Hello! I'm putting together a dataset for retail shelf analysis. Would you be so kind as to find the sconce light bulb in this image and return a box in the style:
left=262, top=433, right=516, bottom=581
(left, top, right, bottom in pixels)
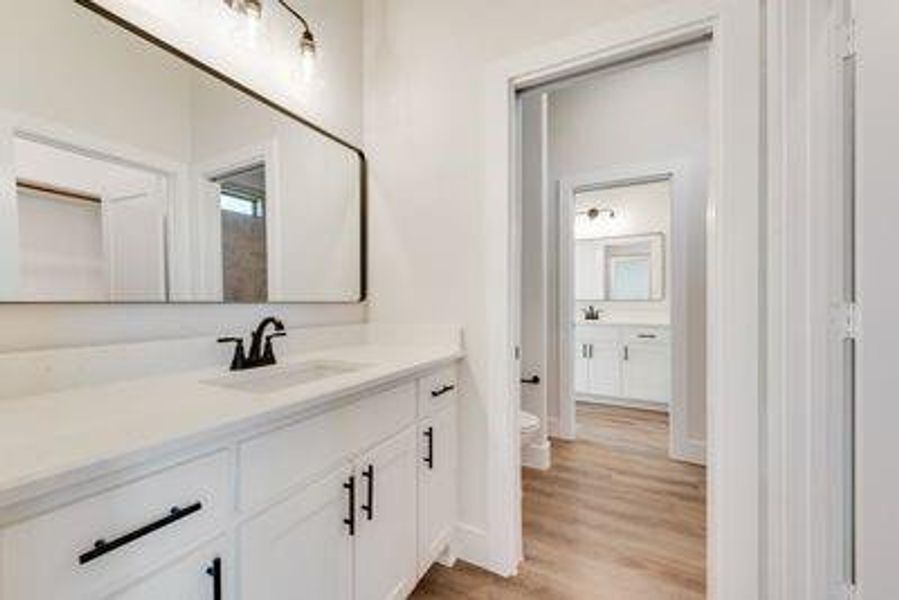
left=300, top=30, right=317, bottom=57
left=224, top=0, right=262, bottom=19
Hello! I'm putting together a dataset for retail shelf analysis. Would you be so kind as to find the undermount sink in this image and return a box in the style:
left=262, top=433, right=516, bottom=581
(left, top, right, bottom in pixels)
left=203, top=360, right=369, bottom=394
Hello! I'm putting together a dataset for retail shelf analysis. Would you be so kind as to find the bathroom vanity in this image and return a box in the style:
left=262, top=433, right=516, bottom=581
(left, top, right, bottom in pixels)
left=0, top=341, right=462, bottom=599
left=574, top=321, right=671, bottom=408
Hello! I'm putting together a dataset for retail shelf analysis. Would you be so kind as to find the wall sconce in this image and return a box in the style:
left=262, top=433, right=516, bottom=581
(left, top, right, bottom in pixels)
left=224, top=0, right=317, bottom=59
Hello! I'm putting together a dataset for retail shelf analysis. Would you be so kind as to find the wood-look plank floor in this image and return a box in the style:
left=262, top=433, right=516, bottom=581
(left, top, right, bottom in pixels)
left=411, top=403, right=706, bottom=599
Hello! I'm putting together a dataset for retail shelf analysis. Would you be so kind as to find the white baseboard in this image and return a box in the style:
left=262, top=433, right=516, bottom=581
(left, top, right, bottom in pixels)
left=671, top=436, right=706, bottom=465
left=521, top=439, right=551, bottom=470
left=455, top=523, right=489, bottom=570
left=577, top=394, right=669, bottom=413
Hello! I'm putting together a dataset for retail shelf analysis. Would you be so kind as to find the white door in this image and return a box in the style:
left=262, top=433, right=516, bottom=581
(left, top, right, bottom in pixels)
left=621, top=341, right=671, bottom=403
left=418, top=403, right=458, bottom=575
left=102, top=181, right=167, bottom=301
left=355, top=427, right=418, bottom=600
left=106, top=538, right=228, bottom=600
left=240, top=465, right=353, bottom=600
left=586, top=338, right=621, bottom=398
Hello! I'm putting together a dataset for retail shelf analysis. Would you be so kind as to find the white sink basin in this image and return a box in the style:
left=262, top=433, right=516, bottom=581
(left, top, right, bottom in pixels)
left=204, top=360, right=369, bottom=394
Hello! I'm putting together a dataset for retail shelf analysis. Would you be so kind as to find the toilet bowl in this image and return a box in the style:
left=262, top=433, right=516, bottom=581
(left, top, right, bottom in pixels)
left=520, top=410, right=541, bottom=447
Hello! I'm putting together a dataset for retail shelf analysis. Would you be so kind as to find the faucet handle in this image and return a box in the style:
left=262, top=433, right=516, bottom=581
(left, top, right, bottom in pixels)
left=217, top=337, right=247, bottom=371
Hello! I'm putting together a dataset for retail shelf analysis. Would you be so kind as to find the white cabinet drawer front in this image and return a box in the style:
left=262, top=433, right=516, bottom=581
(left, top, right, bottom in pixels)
left=418, top=366, right=458, bottom=416
left=1, top=451, right=231, bottom=600
left=620, top=326, right=671, bottom=344
left=239, top=383, right=416, bottom=510
left=577, top=324, right=620, bottom=342
left=105, top=537, right=229, bottom=600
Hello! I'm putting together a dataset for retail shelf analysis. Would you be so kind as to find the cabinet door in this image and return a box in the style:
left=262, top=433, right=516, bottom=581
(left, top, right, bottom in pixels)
left=621, top=341, right=671, bottom=403
left=573, top=335, right=591, bottom=394
left=239, top=465, right=353, bottom=600
left=355, top=427, right=418, bottom=600
left=418, top=403, right=458, bottom=576
left=587, top=338, right=621, bottom=398
left=107, top=538, right=228, bottom=600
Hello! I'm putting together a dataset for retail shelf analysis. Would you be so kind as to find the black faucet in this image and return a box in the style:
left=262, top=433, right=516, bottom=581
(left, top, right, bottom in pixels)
left=218, top=317, right=287, bottom=371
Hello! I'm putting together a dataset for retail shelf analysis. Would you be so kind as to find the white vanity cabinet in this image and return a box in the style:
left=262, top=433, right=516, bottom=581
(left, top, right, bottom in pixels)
left=0, top=362, right=460, bottom=600
left=416, top=368, right=459, bottom=576
left=575, top=324, right=671, bottom=406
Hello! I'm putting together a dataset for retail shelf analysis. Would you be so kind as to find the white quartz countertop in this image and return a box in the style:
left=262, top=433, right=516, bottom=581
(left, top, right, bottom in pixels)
left=577, top=317, right=670, bottom=327
left=0, top=343, right=462, bottom=509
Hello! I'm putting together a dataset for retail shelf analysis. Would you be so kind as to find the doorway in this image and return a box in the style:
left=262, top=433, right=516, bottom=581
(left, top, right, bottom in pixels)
left=513, top=39, right=710, bottom=596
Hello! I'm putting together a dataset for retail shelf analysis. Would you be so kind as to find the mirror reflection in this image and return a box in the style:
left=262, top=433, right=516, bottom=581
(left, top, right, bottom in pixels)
left=574, top=180, right=669, bottom=302
left=0, top=0, right=364, bottom=303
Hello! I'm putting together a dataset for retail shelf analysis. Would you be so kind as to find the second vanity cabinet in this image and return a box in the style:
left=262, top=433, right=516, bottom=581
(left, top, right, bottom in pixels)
left=575, top=324, right=671, bottom=406
left=0, top=363, right=460, bottom=600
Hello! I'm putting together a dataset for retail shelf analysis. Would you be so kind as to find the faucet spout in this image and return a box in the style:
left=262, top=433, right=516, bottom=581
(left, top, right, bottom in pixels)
left=248, top=317, right=285, bottom=365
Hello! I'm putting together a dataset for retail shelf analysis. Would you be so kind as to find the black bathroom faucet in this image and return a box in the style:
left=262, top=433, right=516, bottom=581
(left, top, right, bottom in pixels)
left=218, top=317, right=287, bottom=371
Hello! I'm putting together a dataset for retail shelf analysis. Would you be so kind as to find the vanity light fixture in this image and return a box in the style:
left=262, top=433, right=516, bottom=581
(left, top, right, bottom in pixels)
left=224, top=0, right=317, bottom=59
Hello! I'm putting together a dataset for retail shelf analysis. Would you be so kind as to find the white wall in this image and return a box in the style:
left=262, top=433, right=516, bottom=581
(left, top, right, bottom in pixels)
left=363, top=0, right=675, bottom=563
left=547, top=45, right=709, bottom=443
left=856, top=1, right=899, bottom=597
left=0, top=0, right=365, bottom=352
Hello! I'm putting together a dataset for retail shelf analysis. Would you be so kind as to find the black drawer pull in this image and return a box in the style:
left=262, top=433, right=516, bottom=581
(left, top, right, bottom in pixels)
left=521, top=375, right=541, bottom=385
left=361, top=465, right=375, bottom=521
left=424, top=426, right=435, bottom=470
left=206, top=557, right=222, bottom=600
left=343, top=476, right=356, bottom=536
left=431, top=384, right=455, bottom=398
left=637, top=333, right=658, bottom=339
left=78, top=501, right=203, bottom=565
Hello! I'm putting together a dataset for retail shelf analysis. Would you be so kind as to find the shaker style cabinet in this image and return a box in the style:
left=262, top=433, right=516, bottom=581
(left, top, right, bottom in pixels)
left=575, top=324, right=671, bottom=405
left=0, top=365, right=460, bottom=600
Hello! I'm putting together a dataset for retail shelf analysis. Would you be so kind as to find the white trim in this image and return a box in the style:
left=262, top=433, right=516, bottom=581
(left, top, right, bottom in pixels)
left=521, top=439, right=551, bottom=471
left=766, top=1, right=850, bottom=598
left=577, top=394, right=669, bottom=414
left=484, top=2, right=763, bottom=597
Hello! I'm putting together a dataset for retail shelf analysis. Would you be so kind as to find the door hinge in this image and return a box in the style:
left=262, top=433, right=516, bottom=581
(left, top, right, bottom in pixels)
left=837, top=18, right=857, bottom=59
left=838, top=302, right=862, bottom=340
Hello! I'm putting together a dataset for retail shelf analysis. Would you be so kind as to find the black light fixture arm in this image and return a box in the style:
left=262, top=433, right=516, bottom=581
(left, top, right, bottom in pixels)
left=275, top=0, right=312, bottom=35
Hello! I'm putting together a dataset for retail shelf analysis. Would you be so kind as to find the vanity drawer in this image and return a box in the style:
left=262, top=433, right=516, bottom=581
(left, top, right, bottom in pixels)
left=620, top=326, right=671, bottom=345
left=0, top=451, right=231, bottom=600
left=238, top=383, right=416, bottom=510
left=418, top=366, right=458, bottom=416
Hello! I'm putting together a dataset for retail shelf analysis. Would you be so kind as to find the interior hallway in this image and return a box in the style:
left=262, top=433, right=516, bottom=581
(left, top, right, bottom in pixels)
left=412, top=404, right=706, bottom=599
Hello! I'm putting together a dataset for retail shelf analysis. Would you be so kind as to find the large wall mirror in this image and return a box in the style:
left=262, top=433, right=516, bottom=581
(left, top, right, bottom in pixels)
left=575, top=233, right=665, bottom=301
left=0, top=0, right=365, bottom=303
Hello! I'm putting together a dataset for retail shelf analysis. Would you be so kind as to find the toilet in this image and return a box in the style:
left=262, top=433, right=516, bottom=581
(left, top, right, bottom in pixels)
left=520, top=410, right=541, bottom=448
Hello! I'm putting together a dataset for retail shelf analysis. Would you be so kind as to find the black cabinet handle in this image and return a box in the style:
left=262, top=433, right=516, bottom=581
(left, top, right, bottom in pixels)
left=623, top=345, right=630, bottom=361
left=206, top=557, right=222, bottom=600
left=431, top=384, right=455, bottom=398
left=78, top=501, right=203, bottom=565
left=424, top=427, right=435, bottom=470
left=343, top=476, right=355, bottom=536
left=637, top=333, right=657, bottom=339
left=361, top=465, right=375, bottom=521
left=521, top=375, right=541, bottom=385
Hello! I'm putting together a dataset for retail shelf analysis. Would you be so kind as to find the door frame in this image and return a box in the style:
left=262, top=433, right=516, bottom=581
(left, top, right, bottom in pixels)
left=557, top=162, right=706, bottom=466
left=483, top=2, right=764, bottom=596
